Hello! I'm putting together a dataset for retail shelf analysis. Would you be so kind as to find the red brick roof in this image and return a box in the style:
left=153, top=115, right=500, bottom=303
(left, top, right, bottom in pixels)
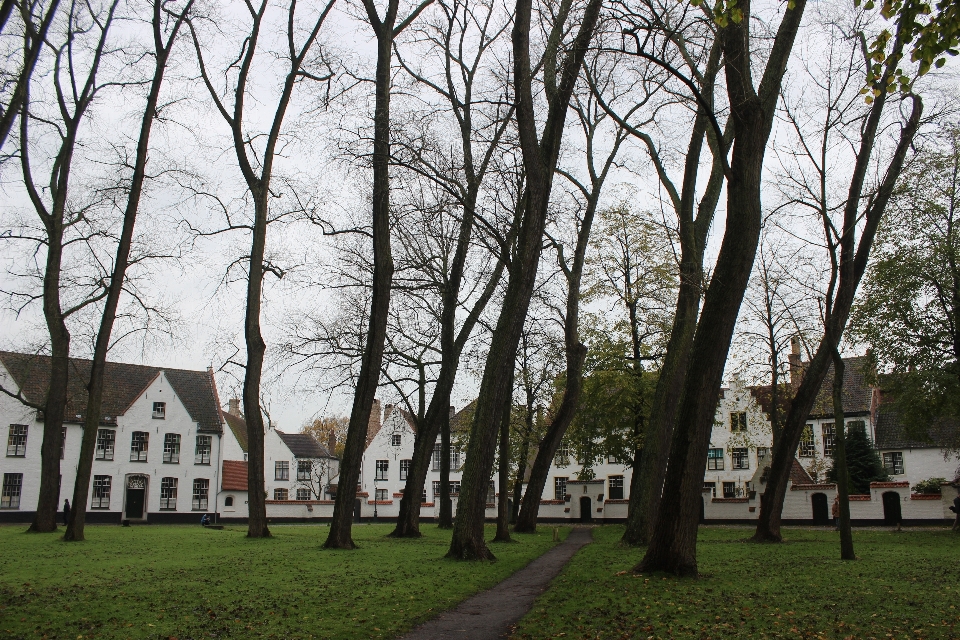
left=222, top=460, right=248, bottom=491
left=790, top=458, right=815, bottom=485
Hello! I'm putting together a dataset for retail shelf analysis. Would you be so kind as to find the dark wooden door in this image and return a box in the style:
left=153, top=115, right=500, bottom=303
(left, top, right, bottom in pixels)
left=126, top=489, right=145, bottom=519
left=579, top=496, right=592, bottom=523
left=811, top=493, right=829, bottom=525
left=353, top=498, right=362, bottom=522
left=882, top=492, right=902, bottom=525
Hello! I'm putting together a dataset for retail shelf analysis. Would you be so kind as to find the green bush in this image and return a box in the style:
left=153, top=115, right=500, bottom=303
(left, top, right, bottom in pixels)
left=913, top=477, right=947, bottom=494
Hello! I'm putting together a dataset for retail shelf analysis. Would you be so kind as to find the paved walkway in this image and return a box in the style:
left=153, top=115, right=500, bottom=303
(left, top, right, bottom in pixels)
left=399, top=527, right=593, bottom=640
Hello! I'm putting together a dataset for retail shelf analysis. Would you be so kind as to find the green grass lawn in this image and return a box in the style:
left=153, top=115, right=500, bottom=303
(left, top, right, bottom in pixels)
left=0, top=523, right=564, bottom=639
left=514, top=525, right=960, bottom=640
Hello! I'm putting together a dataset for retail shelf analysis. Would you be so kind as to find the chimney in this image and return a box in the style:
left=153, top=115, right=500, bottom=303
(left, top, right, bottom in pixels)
left=449, top=405, right=455, bottom=419
left=383, top=403, right=394, bottom=423
left=788, top=337, right=803, bottom=389
left=228, top=398, right=241, bottom=417
left=327, top=432, right=337, bottom=456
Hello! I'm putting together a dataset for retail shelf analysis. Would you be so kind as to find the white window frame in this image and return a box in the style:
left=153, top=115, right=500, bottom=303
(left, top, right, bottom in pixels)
left=798, top=425, right=816, bottom=457
left=608, top=475, right=624, bottom=500
left=91, top=475, right=111, bottom=509
left=1, top=473, right=23, bottom=508
left=707, top=448, right=724, bottom=470
left=554, top=476, right=568, bottom=500
left=6, top=424, right=27, bottom=457
left=399, top=459, right=411, bottom=481
left=192, top=478, right=209, bottom=510
left=375, top=459, right=389, bottom=481
left=95, top=429, right=115, bottom=460
left=883, top=451, right=905, bottom=475
left=194, top=435, right=212, bottom=465
left=162, top=433, right=181, bottom=464
left=130, top=431, right=149, bottom=462
left=275, top=461, right=290, bottom=481
left=731, top=447, right=750, bottom=470
left=152, top=401, right=166, bottom=419
left=160, top=477, right=178, bottom=510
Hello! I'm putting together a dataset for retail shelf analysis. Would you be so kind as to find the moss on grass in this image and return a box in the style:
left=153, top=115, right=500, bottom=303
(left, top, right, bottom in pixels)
left=0, top=523, right=562, bottom=639
left=514, top=525, right=960, bottom=639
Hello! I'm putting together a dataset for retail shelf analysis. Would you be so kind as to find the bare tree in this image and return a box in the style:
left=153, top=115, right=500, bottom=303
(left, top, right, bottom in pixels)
left=0, top=0, right=61, bottom=153
left=0, top=0, right=120, bottom=533
left=447, top=0, right=603, bottom=560
left=65, top=0, right=194, bottom=542
left=325, top=0, right=435, bottom=550
left=189, top=0, right=337, bottom=538
left=637, top=0, right=808, bottom=576
left=753, top=6, right=924, bottom=543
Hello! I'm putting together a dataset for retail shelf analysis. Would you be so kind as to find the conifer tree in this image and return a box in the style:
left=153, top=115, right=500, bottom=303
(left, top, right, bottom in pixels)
left=828, top=422, right=889, bottom=494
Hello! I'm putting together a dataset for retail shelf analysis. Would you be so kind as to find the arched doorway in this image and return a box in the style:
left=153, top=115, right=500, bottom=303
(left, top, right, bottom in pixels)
left=811, top=493, right=829, bottom=525
left=125, top=475, right=148, bottom=519
left=882, top=491, right=902, bottom=525
left=579, top=496, right=592, bottom=523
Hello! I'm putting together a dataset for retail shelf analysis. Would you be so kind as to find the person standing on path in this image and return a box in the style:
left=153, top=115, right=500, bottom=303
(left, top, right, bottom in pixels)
left=62, top=499, right=70, bottom=526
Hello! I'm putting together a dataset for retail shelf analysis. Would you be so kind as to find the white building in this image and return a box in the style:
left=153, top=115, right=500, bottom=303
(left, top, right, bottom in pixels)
left=216, top=399, right=339, bottom=521
left=0, top=351, right=224, bottom=523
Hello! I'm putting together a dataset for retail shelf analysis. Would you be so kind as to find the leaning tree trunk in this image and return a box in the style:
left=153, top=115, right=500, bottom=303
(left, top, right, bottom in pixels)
left=65, top=1, right=189, bottom=541
left=831, top=348, right=855, bottom=560
left=751, top=91, right=922, bottom=542
left=326, top=15, right=396, bottom=548
left=636, top=0, right=807, bottom=577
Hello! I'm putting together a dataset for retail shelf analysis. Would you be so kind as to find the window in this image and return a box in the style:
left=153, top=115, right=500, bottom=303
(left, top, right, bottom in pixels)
left=224, top=496, right=234, bottom=507
left=91, top=475, right=111, bottom=509
left=432, top=480, right=441, bottom=498
left=487, top=481, right=496, bottom=504
left=703, top=481, right=716, bottom=497
left=296, top=488, right=311, bottom=501
left=799, top=425, right=816, bottom=457
left=375, top=459, right=388, bottom=481
left=60, top=426, right=66, bottom=459
left=400, top=459, right=411, bottom=481
left=731, top=447, right=749, bottom=470
left=883, top=452, right=905, bottom=475
left=275, top=461, right=289, bottom=481
left=756, top=447, right=770, bottom=461
left=194, top=435, right=211, bottom=465
left=421, top=488, right=428, bottom=503
left=96, top=429, right=115, bottom=460
left=160, top=477, right=178, bottom=510
left=273, top=488, right=289, bottom=501
left=607, top=455, right=621, bottom=464
left=730, top=412, right=747, bottom=432
left=130, top=431, right=149, bottom=462
left=450, top=481, right=461, bottom=495
left=1, top=474, right=22, bottom=508
left=707, top=448, right=724, bottom=470
left=163, top=434, right=181, bottom=463
left=555, top=442, right=571, bottom=464
left=722, top=481, right=736, bottom=498
left=192, top=479, right=209, bottom=510
left=297, top=460, right=311, bottom=481
left=391, top=434, right=401, bottom=447
left=608, top=475, right=624, bottom=500
left=431, top=443, right=442, bottom=471
left=554, top=476, right=568, bottom=500
left=450, top=448, right=461, bottom=470
left=822, top=423, right=835, bottom=457
left=6, top=424, right=27, bottom=457
left=152, top=401, right=166, bottom=419
left=375, top=488, right=388, bottom=501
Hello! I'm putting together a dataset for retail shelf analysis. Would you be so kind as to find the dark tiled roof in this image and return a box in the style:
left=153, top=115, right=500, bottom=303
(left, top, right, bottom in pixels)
left=276, top=431, right=333, bottom=458
left=0, top=351, right=222, bottom=432
left=874, top=407, right=960, bottom=450
left=223, top=411, right=248, bottom=453
left=807, top=355, right=874, bottom=417
left=451, top=400, right=476, bottom=433
left=222, top=460, right=248, bottom=491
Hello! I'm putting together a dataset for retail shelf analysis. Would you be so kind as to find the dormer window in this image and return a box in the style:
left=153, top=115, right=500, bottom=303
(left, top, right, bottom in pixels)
left=153, top=402, right=166, bottom=419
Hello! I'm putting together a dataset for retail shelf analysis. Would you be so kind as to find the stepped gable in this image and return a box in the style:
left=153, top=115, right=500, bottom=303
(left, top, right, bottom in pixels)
left=807, top=355, right=874, bottom=418
left=277, top=430, right=333, bottom=458
left=874, top=407, right=960, bottom=450
left=222, top=460, right=248, bottom=491
left=0, top=351, right=222, bottom=432
left=748, top=384, right=793, bottom=423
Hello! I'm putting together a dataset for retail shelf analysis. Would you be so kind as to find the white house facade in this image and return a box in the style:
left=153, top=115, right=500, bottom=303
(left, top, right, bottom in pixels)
left=0, top=351, right=224, bottom=523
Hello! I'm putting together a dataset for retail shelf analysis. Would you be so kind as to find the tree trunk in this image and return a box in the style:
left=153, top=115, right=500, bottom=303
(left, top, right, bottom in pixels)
left=438, top=404, right=453, bottom=528
left=511, top=410, right=532, bottom=524
left=493, top=393, right=512, bottom=542
left=831, top=349, right=855, bottom=560
left=636, top=0, right=807, bottom=576
left=65, top=1, right=188, bottom=542
left=752, top=91, right=922, bottom=542
left=244, top=189, right=271, bottom=539
left=326, top=19, right=395, bottom=549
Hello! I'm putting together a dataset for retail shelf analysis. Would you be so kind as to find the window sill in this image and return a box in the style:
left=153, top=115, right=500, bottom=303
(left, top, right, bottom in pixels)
left=95, top=458, right=115, bottom=462
left=159, top=507, right=177, bottom=511
left=163, top=461, right=180, bottom=464
left=129, top=460, right=149, bottom=463
left=195, top=462, right=211, bottom=466
left=0, top=506, right=21, bottom=510
left=152, top=416, right=166, bottom=420
left=5, top=454, right=26, bottom=458
left=90, top=507, right=110, bottom=510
